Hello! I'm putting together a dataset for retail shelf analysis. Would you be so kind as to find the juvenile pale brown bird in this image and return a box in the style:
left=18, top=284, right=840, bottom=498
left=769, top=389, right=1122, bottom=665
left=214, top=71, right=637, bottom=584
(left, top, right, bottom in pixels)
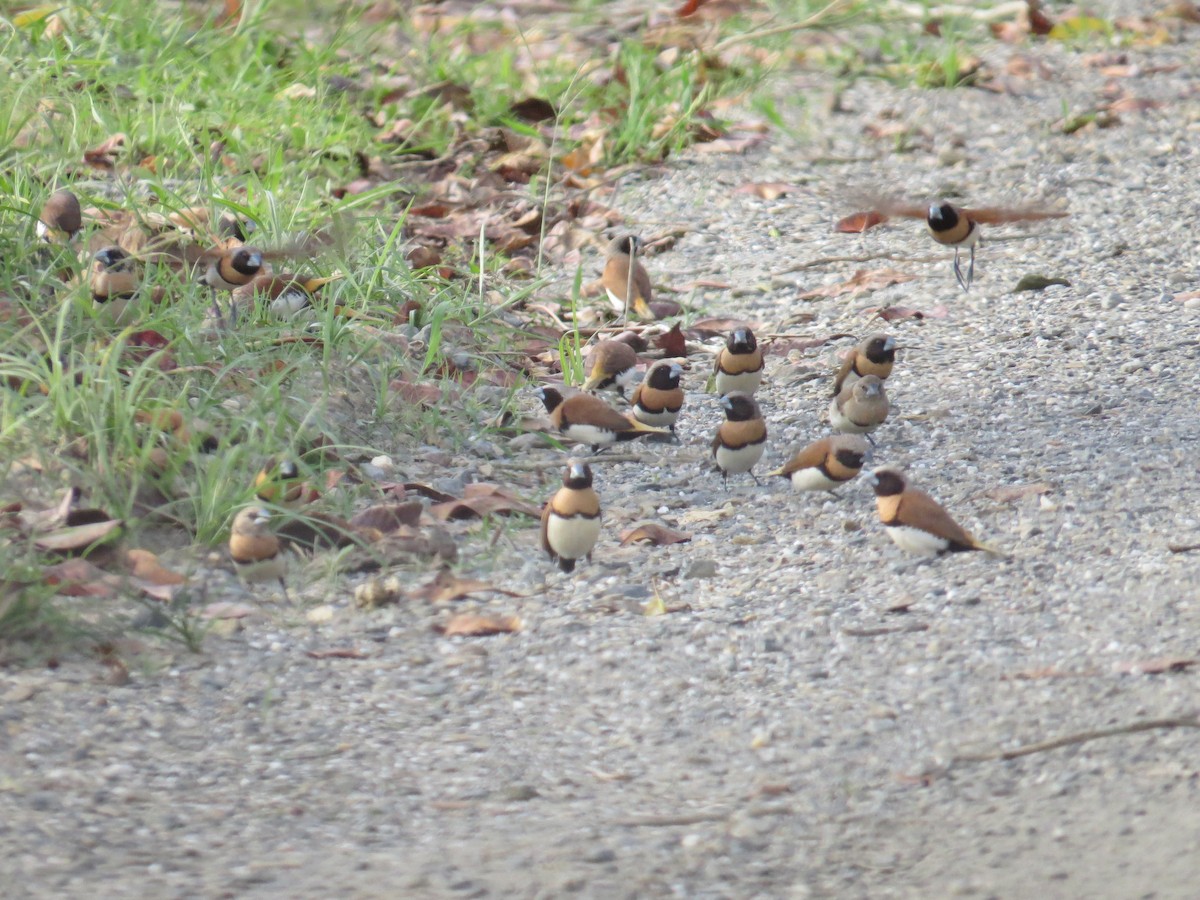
left=38, top=189, right=82, bottom=244
left=829, top=374, right=888, bottom=443
left=833, top=334, right=897, bottom=397
left=868, top=467, right=1003, bottom=556
left=254, top=458, right=319, bottom=509
left=88, top=246, right=140, bottom=324
left=602, top=235, right=653, bottom=320
left=228, top=506, right=290, bottom=599
left=630, top=359, right=684, bottom=431
left=712, top=391, right=766, bottom=487
left=857, top=197, right=1068, bottom=292
left=713, top=327, right=764, bottom=397
left=768, top=434, right=870, bottom=493
left=537, top=387, right=669, bottom=451
left=541, top=460, right=602, bottom=573
left=581, top=339, right=639, bottom=396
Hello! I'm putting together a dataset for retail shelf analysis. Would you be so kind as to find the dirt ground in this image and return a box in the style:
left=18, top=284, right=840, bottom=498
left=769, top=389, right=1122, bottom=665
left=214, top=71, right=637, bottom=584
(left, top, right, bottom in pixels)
left=4, top=5, right=1200, bottom=898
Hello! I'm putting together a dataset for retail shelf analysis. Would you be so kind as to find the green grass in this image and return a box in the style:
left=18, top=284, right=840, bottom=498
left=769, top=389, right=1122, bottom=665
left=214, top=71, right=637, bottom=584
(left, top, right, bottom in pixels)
left=0, top=0, right=887, bottom=656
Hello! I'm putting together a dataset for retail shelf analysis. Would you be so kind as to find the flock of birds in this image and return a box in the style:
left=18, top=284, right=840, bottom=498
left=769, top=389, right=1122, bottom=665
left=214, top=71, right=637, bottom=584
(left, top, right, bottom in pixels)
left=532, top=199, right=1065, bottom=573
left=26, top=186, right=1058, bottom=594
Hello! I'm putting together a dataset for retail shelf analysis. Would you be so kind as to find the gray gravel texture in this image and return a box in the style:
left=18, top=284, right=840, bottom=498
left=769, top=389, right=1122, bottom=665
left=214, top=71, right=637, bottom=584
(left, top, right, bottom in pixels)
left=5, top=7, right=1200, bottom=899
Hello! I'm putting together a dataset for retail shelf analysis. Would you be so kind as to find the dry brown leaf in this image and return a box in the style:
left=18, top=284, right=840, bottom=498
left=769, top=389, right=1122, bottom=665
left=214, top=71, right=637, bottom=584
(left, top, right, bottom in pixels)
left=350, top=502, right=423, bottom=533
left=985, top=483, right=1052, bottom=503
left=692, top=134, right=764, bottom=155
left=733, top=182, right=800, bottom=200
left=874, top=305, right=949, bottom=322
left=799, top=268, right=915, bottom=299
left=43, top=559, right=119, bottom=597
left=834, top=211, right=888, bottom=233
left=619, top=523, right=693, bottom=547
left=390, top=378, right=453, bottom=407
left=125, top=548, right=185, bottom=585
left=688, top=317, right=761, bottom=338
left=430, top=484, right=540, bottom=520
left=414, top=569, right=523, bottom=603
left=509, top=97, right=556, bottom=122
left=35, top=518, right=123, bottom=553
left=654, top=322, right=687, bottom=356
left=442, top=612, right=522, bottom=637
left=83, top=132, right=127, bottom=170
left=403, top=482, right=459, bottom=503
left=307, top=648, right=370, bottom=660
left=1114, top=657, right=1196, bottom=675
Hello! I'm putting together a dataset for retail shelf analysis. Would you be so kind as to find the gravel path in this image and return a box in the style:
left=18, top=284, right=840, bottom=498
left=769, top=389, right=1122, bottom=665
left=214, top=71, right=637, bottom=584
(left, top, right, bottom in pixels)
left=5, top=6, right=1200, bottom=898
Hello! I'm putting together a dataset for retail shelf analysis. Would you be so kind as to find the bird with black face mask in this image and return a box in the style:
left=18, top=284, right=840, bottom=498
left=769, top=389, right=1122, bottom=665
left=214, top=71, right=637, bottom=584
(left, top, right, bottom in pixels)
left=537, top=387, right=669, bottom=452
left=833, top=333, right=897, bottom=397
left=713, top=327, right=763, bottom=397
left=630, top=359, right=684, bottom=432
left=867, top=467, right=1004, bottom=556
left=712, top=391, right=766, bottom=487
left=768, top=434, right=870, bottom=494
left=541, top=460, right=602, bottom=573
left=88, top=247, right=141, bottom=324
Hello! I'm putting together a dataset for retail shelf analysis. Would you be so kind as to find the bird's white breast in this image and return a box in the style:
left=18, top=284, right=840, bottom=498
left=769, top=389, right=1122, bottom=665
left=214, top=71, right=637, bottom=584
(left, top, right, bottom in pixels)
left=715, top=370, right=762, bottom=397
left=547, top=514, right=601, bottom=560
left=716, top=442, right=764, bottom=475
left=885, top=525, right=949, bottom=555
left=789, top=466, right=844, bottom=492
left=562, top=422, right=619, bottom=446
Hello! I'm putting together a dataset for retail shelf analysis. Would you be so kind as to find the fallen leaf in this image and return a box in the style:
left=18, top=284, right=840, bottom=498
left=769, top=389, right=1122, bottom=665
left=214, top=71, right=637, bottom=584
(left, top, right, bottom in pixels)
left=403, top=482, right=458, bottom=503
left=350, top=502, right=422, bottom=532
left=733, top=182, right=800, bottom=200
left=430, top=484, right=541, bottom=520
left=413, top=569, right=523, bottom=603
left=800, top=268, right=915, bottom=299
left=1013, top=274, right=1071, bottom=292
left=1173, top=291, right=1200, bottom=303
left=654, top=322, right=687, bottom=357
left=692, top=135, right=764, bottom=155
left=509, top=97, right=556, bottom=122
left=834, top=211, right=888, bottom=233
left=125, top=548, right=185, bottom=585
left=873, top=305, right=949, bottom=322
left=390, top=378, right=453, bottom=407
left=985, top=483, right=1052, bottom=503
left=619, top=523, right=693, bottom=546
left=1105, top=95, right=1162, bottom=114
left=1114, top=657, right=1195, bottom=675
left=83, top=132, right=127, bottom=170
left=442, top=612, right=522, bottom=636
left=676, top=0, right=710, bottom=15
left=306, top=647, right=369, bottom=660
left=35, top=518, right=123, bottom=553
left=688, top=317, right=761, bottom=338
left=43, top=559, right=119, bottom=597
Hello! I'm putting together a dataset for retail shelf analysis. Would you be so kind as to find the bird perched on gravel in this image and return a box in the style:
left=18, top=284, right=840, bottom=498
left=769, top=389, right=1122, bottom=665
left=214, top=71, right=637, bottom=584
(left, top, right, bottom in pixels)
left=581, top=339, right=639, bottom=396
left=713, top=327, right=764, bottom=397
left=537, top=387, right=669, bottom=452
left=602, top=234, right=653, bottom=321
left=712, top=391, right=766, bottom=486
left=37, top=189, right=82, bottom=244
left=833, top=333, right=897, bottom=396
left=829, top=375, right=888, bottom=442
left=868, top=467, right=1003, bottom=556
left=541, top=460, right=602, bottom=573
left=768, top=434, right=870, bottom=493
left=630, top=359, right=684, bottom=432
left=228, top=506, right=290, bottom=600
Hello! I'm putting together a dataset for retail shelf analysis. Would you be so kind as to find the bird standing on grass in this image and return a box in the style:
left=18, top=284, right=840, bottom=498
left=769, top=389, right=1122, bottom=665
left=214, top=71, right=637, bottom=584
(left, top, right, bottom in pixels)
left=38, top=189, right=82, bottom=245
left=229, top=506, right=290, bottom=600
left=88, top=247, right=140, bottom=324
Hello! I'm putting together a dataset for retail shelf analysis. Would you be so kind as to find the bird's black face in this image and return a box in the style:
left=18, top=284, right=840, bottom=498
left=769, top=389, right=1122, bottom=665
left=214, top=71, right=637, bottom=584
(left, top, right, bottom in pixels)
left=231, top=248, right=263, bottom=276
left=564, top=461, right=593, bottom=489
left=865, top=336, right=896, bottom=363
left=721, top=393, right=759, bottom=422
left=615, top=235, right=640, bottom=256
left=94, top=247, right=130, bottom=270
left=836, top=448, right=866, bottom=470
left=537, top=386, right=563, bottom=412
left=728, top=328, right=756, bottom=354
left=647, top=363, right=681, bottom=390
left=278, top=460, right=299, bottom=479
left=871, top=469, right=906, bottom=497
left=927, top=203, right=959, bottom=231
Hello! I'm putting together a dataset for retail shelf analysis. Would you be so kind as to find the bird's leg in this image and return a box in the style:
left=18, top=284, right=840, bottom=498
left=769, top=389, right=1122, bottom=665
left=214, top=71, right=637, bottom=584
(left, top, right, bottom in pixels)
left=751, top=472, right=761, bottom=486
left=952, top=249, right=969, bottom=293
left=278, top=578, right=291, bottom=603
left=866, top=433, right=878, bottom=448
left=966, top=244, right=976, bottom=291
left=208, top=285, right=228, bottom=329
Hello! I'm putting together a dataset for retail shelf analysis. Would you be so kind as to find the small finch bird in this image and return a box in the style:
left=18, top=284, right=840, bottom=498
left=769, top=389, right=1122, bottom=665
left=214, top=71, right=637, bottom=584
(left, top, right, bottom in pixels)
left=712, top=391, right=766, bottom=487
left=581, top=339, right=639, bottom=396
left=868, top=467, right=1004, bottom=556
left=833, top=333, right=896, bottom=397
left=540, top=460, right=602, bottom=573
left=228, top=506, right=290, bottom=600
left=768, top=434, right=870, bottom=493
left=713, top=327, right=764, bottom=397
left=601, top=235, right=653, bottom=321
left=829, top=374, right=889, bottom=442
left=38, top=189, right=83, bottom=244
